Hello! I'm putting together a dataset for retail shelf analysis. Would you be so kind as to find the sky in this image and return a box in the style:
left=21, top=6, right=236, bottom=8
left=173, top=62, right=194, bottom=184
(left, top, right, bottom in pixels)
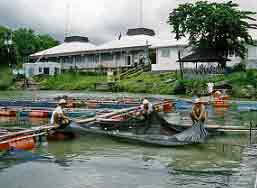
left=0, top=0, right=257, bottom=44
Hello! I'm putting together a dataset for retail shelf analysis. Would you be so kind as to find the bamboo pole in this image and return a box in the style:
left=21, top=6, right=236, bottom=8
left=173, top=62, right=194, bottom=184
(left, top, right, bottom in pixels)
left=0, top=125, right=55, bottom=141
left=76, top=106, right=141, bottom=124
left=0, top=132, right=46, bottom=144
left=76, top=101, right=165, bottom=124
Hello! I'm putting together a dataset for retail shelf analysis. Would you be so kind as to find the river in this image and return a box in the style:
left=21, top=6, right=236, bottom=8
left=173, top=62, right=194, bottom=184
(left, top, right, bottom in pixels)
left=0, top=90, right=256, bottom=188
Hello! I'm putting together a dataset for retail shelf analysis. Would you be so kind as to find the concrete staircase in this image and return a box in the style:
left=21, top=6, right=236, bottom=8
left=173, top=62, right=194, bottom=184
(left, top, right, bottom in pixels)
left=120, top=65, right=150, bottom=80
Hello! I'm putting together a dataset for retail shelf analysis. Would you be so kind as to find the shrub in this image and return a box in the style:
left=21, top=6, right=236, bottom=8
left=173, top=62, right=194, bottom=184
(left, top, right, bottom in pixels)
left=232, top=62, right=246, bottom=72
left=174, top=80, right=186, bottom=94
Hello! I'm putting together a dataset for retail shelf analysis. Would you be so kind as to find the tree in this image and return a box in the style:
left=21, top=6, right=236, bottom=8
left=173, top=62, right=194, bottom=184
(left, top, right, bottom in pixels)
left=168, top=1, right=257, bottom=67
left=0, top=26, right=59, bottom=66
left=12, top=28, right=59, bottom=63
left=0, top=26, right=17, bottom=66
left=36, top=34, right=59, bottom=52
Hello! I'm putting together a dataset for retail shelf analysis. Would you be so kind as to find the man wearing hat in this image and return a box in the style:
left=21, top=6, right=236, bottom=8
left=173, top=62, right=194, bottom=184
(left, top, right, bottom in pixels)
left=190, top=98, right=207, bottom=124
left=138, top=98, right=154, bottom=133
left=141, top=98, right=153, bottom=115
left=50, top=99, right=70, bottom=128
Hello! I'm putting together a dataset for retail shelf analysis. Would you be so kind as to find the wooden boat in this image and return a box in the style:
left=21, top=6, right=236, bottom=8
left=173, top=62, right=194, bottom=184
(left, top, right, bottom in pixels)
left=0, top=126, right=55, bottom=151
left=17, top=108, right=97, bottom=119
left=29, top=110, right=49, bottom=118
left=0, top=99, right=139, bottom=109
left=67, top=112, right=206, bottom=147
left=213, top=100, right=230, bottom=108
left=0, top=128, right=37, bottom=151
left=159, top=112, right=257, bottom=134
left=0, top=109, right=16, bottom=117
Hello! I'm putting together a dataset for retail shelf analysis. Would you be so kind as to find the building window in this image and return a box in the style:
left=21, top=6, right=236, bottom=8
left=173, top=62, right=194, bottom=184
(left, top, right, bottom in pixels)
left=39, top=67, right=42, bottom=73
left=116, top=53, right=121, bottom=60
left=75, top=55, right=84, bottom=63
left=54, top=68, right=59, bottom=74
left=102, top=53, right=113, bottom=61
left=161, top=48, right=170, bottom=57
left=43, top=67, right=50, bottom=75
left=228, top=50, right=235, bottom=57
left=87, top=55, right=94, bottom=63
left=126, top=55, right=132, bottom=65
left=248, top=47, right=257, bottom=59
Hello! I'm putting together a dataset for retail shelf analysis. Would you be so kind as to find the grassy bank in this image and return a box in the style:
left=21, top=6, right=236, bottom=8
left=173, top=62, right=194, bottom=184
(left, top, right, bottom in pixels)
left=0, top=66, right=14, bottom=90
left=38, top=70, right=257, bottom=99
left=119, top=70, right=257, bottom=99
left=39, top=72, right=106, bottom=90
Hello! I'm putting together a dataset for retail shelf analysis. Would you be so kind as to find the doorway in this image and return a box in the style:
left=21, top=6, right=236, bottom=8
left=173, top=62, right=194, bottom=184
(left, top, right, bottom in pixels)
left=43, top=67, right=50, bottom=75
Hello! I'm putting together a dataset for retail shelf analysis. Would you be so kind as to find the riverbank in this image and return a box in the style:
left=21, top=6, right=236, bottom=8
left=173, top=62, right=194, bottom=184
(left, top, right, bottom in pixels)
left=1, top=67, right=256, bottom=99
left=38, top=70, right=257, bottom=99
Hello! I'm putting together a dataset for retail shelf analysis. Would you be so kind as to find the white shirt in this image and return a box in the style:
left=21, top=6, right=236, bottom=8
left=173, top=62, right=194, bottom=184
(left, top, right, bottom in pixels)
left=141, top=103, right=153, bottom=114
left=207, top=82, right=214, bottom=94
left=50, top=106, right=63, bottom=124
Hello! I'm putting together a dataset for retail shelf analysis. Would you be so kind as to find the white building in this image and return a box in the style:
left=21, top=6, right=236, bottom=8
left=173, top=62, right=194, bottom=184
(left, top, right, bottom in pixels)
left=246, top=44, right=257, bottom=69
left=30, top=28, right=188, bottom=72
left=23, top=62, right=61, bottom=78
left=30, top=29, right=257, bottom=72
left=151, top=39, right=189, bottom=71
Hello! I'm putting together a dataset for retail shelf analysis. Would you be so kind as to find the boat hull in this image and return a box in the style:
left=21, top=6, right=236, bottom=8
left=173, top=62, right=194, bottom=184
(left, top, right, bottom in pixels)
left=0, top=137, right=36, bottom=151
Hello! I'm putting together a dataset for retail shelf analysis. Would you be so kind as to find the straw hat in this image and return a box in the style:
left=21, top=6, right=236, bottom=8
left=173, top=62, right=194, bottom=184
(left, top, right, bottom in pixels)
left=215, top=91, right=222, bottom=95
left=58, top=99, right=67, bottom=104
left=143, top=99, right=149, bottom=105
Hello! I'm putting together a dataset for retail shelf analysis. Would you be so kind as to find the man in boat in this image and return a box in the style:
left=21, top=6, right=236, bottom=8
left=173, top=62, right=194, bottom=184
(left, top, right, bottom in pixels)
left=139, top=99, right=154, bottom=133
left=50, top=99, right=70, bottom=129
left=190, top=98, right=207, bottom=124
left=214, top=90, right=222, bottom=99
left=176, top=98, right=208, bottom=143
left=141, top=99, right=153, bottom=116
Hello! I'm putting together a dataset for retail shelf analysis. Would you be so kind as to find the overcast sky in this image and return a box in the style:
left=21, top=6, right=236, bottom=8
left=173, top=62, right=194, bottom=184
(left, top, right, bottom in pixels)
left=0, top=0, right=256, bottom=44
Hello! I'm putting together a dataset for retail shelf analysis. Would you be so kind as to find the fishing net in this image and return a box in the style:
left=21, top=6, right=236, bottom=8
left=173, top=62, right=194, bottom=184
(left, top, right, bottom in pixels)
left=175, top=122, right=208, bottom=143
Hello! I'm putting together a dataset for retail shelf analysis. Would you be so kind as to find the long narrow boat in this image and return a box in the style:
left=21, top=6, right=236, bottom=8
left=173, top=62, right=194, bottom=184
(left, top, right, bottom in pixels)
left=69, top=125, right=190, bottom=147
left=158, top=112, right=257, bottom=134
left=0, top=99, right=139, bottom=109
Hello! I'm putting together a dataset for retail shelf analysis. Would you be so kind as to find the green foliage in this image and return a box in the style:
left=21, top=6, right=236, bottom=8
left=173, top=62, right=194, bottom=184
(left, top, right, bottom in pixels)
left=118, top=72, right=176, bottom=94
left=40, top=72, right=106, bottom=90
left=37, top=70, right=257, bottom=99
left=168, top=1, right=257, bottom=59
left=0, top=26, right=10, bottom=48
left=174, top=80, right=186, bottom=94
left=0, top=25, right=59, bottom=66
left=0, top=65, right=13, bottom=90
left=231, top=62, right=246, bottom=72
left=13, top=28, right=59, bottom=59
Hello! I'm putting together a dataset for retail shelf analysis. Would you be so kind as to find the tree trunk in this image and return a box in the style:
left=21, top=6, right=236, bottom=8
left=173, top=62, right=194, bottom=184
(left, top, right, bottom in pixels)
left=178, top=50, right=183, bottom=80
left=219, top=60, right=227, bottom=69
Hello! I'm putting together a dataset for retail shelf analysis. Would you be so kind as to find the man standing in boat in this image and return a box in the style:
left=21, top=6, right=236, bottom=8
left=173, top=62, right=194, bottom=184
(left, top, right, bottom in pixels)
left=50, top=99, right=70, bottom=129
left=190, top=98, right=207, bottom=124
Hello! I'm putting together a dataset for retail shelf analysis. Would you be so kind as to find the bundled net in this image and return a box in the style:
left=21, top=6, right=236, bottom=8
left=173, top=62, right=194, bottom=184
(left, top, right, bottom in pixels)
left=175, top=122, right=208, bottom=143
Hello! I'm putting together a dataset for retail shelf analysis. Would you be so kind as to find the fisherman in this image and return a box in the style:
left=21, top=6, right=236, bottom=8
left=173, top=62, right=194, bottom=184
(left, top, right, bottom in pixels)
left=207, top=82, right=214, bottom=96
left=141, top=98, right=153, bottom=116
left=214, top=90, right=222, bottom=99
left=190, top=98, right=207, bottom=124
left=50, top=99, right=70, bottom=129
left=138, top=98, right=154, bottom=134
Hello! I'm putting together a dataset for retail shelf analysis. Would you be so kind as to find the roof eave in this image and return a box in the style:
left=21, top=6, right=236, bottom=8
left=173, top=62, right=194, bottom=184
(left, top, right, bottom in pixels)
left=30, top=45, right=151, bottom=59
